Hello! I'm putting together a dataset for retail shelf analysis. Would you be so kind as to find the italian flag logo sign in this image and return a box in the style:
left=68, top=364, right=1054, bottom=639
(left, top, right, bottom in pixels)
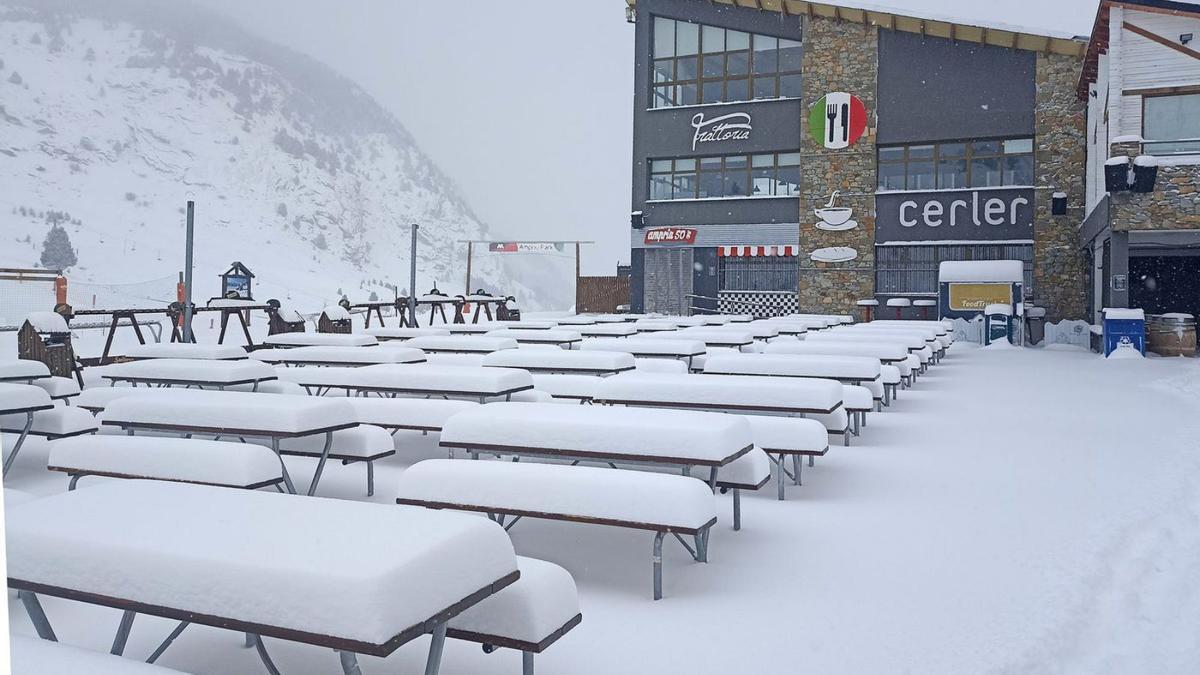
left=809, top=92, right=867, bottom=150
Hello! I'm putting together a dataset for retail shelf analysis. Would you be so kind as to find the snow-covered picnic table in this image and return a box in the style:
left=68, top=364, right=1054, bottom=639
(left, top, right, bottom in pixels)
left=259, top=333, right=378, bottom=348
left=481, top=349, right=635, bottom=376
left=752, top=319, right=809, bottom=336
left=276, top=364, right=534, bottom=402
left=550, top=315, right=598, bottom=326
left=702, top=353, right=882, bottom=386
left=99, top=358, right=279, bottom=390
left=121, top=343, right=248, bottom=360
left=0, top=359, right=51, bottom=384
left=529, top=374, right=603, bottom=402
left=445, top=324, right=496, bottom=335
left=579, top=337, right=707, bottom=368
left=7, top=480, right=519, bottom=675
left=364, top=326, right=451, bottom=341
left=0, top=383, right=56, bottom=477
left=662, top=328, right=755, bottom=349
left=403, top=335, right=519, bottom=354
left=593, top=372, right=844, bottom=416
left=99, top=389, right=358, bottom=495
left=632, top=319, right=690, bottom=332
left=485, top=328, right=583, bottom=348
left=250, top=345, right=426, bottom=367
left=576, top=323, right=638, bottom=338
left=439, top=401, right=753, bottom=483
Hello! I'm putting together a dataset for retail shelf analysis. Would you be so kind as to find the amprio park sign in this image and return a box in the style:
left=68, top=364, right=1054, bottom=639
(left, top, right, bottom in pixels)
left=875, top=188, right=1034, bottom=242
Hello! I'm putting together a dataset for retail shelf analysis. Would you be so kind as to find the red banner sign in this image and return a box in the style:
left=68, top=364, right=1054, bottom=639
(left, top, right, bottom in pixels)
left=643, top=227, right=697, bottom=245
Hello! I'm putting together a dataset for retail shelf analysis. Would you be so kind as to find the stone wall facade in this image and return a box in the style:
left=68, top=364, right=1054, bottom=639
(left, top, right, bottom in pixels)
left=1033, top=52, right=1089, bottom=322
left=1108, top=141, right=1200, bottom=231
left=797, top=15, right=877, bottom=314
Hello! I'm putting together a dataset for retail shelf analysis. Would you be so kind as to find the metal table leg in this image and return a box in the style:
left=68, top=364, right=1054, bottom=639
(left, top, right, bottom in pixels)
left=110, top=610, right=137, bottom=655
left=306, top=431, right=335, bottom=496
left=19, top=591, right=57, bottom=641
left=2, top=411, right=35, bottom=477
left=424, top=622, right=449, bottom=675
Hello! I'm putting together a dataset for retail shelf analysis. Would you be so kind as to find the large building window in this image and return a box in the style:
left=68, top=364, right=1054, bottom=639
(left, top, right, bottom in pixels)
left=719, top=256, right=798, bottom=292
left=877, top=139, right=1034, bottom=191
left=649, top=152, right=800, bottom=200
left=1144, top=93, right=1200, bottom=155
left=875, top=243, right=1033, bottom=296
left=652, top=17, right=802, bottom=109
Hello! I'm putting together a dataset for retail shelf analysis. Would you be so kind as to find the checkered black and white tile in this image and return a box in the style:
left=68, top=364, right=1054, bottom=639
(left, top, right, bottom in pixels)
left=717, top=291, right=798, bottom=318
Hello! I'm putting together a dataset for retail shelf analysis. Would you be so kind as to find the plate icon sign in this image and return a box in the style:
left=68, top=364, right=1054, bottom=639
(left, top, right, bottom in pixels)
left=809, top=246, right=859, bottom=264
left=808, top=92, right=867, bottom=150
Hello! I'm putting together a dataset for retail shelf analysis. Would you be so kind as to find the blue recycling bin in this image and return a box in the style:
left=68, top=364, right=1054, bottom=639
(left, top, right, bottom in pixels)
left=1102, top=309, right=1145, bottom=356
left=983, top=303, right=1013, bottom=345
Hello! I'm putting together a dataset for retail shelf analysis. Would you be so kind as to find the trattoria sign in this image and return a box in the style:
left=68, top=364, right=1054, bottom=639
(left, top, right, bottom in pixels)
left=643, top=227, right=698, bottom=245
left=875, top=188, right=1035, bottom=243
left=690, top=112, right=751, bottom=151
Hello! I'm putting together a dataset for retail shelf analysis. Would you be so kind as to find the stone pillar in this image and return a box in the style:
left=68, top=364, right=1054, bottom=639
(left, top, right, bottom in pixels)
left=797, top=15, right=877, bottom=314
left=1033, top=51, right=1088, bottom=322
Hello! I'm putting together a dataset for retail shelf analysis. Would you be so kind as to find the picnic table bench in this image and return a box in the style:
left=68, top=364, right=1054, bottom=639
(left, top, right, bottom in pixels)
left=276, top=363, right=534, bottom=402
left=482, top=349, right=635, bottom=376
left=661, top=328, right=755, bottom=349
left=808, top=331, right=933, bottom=367
left=702, top=353, right=885, bottom=411
left=121, top=343, right=248, bottom=360
left=260, top=333, right=379, bottom=348
left=48, top=435, right=287, bottom=492
left=529, top=374, right=602, bottom=403
left=404, top=335, right=519, bottom=355
left=10, top=636, right=188, bottom=674
left=446, top=324, right=500, bottom=335
left=579, top=337, right=707, bottom=369
left=752, top=319, right=809, bottom=336
left=347, top=397, right=478, bottom=434
left=741, top=415, right=831, bottom=499
left=7, top=480, right=520, bottom=675
left=1, top=383, right=54, bottom=476
left=30, top=376, right=81, bottom=402
left=99, top=389, right=359, bottom=496
left=364, top=326, right=451, bottom=341
left=485, top=328, right=583, bottom=349
left=0, top=358, right=51, bottom=383
left=576, top=323, right=638, bottom=338
left=592, top=372, right=852, bottom=445
left=251, top=345, right=426, bottom=367
left=99, top=358, right=279, bottom=391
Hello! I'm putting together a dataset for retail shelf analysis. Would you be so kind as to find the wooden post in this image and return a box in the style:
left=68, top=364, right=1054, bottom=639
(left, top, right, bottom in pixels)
left=574, top=241, right=581, bottom=314
left=464, top=241, right=473, bottom=295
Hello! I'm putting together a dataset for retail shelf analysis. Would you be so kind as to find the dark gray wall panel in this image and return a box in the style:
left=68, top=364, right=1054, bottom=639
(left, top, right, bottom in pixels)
left=877, top=29, right=1035, bottom=144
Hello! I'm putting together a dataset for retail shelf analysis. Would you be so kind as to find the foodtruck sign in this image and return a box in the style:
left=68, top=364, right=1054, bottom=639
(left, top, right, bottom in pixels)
left=643, top=227, right=698, bottom=245
left=947, top=283, right=1015, bottom=311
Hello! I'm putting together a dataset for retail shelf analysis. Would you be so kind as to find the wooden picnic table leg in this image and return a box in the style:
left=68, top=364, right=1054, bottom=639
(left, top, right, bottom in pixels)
left=238, top=311, right=255, bottom=347
left=217, top=311, right=231, bottom=344
left=424, top=622, right=449, bottom=675
left=306, top=431, right=335, bottom=496
left=2, top=411, right=35, bottom=477
left=100, top=315, right=121, bottom=364
left=18, top=591, right=57, bottom=641
left=110, top=609, right=137, bottom=655
left=128, top=313, right=147, bottom=346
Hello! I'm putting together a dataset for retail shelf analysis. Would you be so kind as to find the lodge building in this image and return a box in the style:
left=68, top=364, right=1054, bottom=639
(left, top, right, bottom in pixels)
left=624, top=0, right=1090, bottom=321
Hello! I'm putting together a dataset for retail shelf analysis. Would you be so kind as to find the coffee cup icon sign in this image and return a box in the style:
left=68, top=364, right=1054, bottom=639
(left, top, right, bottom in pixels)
left=814, top=191, right=858, bottom=231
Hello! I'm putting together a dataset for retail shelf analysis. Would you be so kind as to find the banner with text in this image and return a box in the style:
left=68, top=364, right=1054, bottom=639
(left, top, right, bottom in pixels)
left=876, top=187, right=1035, bottom=242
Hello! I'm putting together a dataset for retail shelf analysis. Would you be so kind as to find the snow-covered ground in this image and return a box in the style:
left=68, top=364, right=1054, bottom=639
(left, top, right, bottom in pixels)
left=5, top=342, right=1200, bottom=673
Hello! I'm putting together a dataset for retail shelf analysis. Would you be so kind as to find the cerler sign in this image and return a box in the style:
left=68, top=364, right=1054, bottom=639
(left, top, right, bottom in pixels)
left=875, top=188, right=1035, bottom=242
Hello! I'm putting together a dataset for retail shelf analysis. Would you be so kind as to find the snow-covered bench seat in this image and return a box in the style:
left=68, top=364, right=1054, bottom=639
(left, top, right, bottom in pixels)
left=577, top=323, right=638, bottom=338
left=1, top=383, right=58, bottom=476
left=364, top=326, right=451, bottom=341
left=484, top=328, right=583, bottom=349
left=741, top=416, right=830, bottom=500
left=425, top=353, right=488, bottom=368
left=579, top=337, right=707, bottom=368
left=632, top=319, right=688, bottom=332
left=122, top=343, right=248, bottom=360
left=347, top=397, right=478, bottom=434
left=593, top=372, right=852, bottom=445
left=100, top=358, right=279, bottom=390
left=30, top=376, right=81, bottom=401
left=10, top=636, right=188, bottom=675
left=809, top=331, right=933, bottom=367
left=786, top=313, right=853, bottom=326
left=404, top=335, right=519, bottom=354
left=482, top=349, right=635, bottom=376
left=7, top=481, right=520, bottom=675
left=276, top=424, right=394, bottom=496
left=48, top=435, right=287, bottom=492
left=864, top=321, right=951, bottom=350
left=445, top=324, right=496, bottom=335
left=634, top=358, right=688, bottom=374
left=260, top=333, right=378, bottom=348
left=446, top=556, right=581, bottom=675
left=851, top=324, right=945, bottom=355
left=277, top=364, right=534, bottom=402
left=99, top=390, right=358, bottom=496
left=763, top=340, right=911, bottom=394
left=488, top=320, right=561, bottom=330
left=528, top=374, right=601, bottom=403
left=439, top=402, right=754, bottom=487
left=0, top=359, right=52, bottom=384
left=251, top=345, right=426, bottom=367
left=655, top=328, right=755, bottom=349
left=713, top=447, right=771, bottom=531
left=549, top=316, right=597, bottom=326
left=396, top=459, right=717, bottom=600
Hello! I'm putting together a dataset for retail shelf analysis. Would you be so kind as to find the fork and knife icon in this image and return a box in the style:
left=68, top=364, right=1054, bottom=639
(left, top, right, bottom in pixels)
left=826, top=102, right=850, bottom=144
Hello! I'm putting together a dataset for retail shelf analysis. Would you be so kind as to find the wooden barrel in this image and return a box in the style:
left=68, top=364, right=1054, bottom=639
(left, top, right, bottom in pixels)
left=1146, top=313, right=1197, bottom=357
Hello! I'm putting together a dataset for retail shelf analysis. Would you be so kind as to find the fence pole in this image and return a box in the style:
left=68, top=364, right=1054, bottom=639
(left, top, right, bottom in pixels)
left=409, top=224, right=419, bottom=322
left=182, top=201, right=195, bottom=342
left=464, top=241, right=473, bottom=295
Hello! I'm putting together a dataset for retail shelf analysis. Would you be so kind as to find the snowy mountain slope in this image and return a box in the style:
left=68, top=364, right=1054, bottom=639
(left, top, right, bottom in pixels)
left=0, top=0, right=556, bottom=311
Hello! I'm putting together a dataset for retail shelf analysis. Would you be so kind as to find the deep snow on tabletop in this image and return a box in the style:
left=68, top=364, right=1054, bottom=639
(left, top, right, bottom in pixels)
left=6, top=346, right=1200, bottom=673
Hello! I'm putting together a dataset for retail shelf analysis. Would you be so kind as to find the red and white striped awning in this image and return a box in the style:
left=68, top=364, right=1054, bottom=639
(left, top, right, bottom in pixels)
left=718, top=245, right=797, bottom=257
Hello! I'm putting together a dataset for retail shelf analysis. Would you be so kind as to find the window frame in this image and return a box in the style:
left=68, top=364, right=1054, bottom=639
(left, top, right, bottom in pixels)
left=718, top=255, right=799, bottom=293
left=647, top=151, right=802, bottom=202
left=876, top=138, right=1035, bottom=192
left=1142, top=91, right=1200, bottom=156
left=874, top=243, right=1034, bottom=296
left=650, top=16, right=802, bottom=109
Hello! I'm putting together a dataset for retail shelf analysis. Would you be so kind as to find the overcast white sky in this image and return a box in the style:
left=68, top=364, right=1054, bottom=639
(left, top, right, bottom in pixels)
left=193, top=0, right=1100, bottom=276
